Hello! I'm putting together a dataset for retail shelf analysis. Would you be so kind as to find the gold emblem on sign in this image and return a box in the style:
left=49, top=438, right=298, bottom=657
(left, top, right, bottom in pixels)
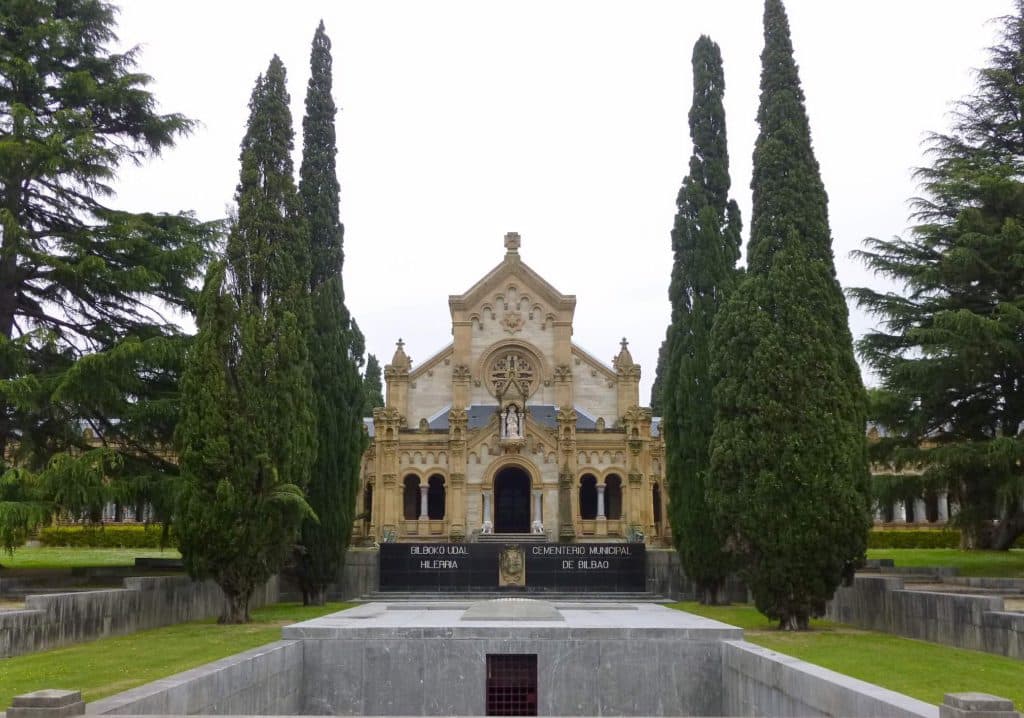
left=498, top=545, right=526, bottom=587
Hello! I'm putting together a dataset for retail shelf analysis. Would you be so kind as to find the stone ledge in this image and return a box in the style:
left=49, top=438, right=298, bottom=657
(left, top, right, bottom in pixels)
left=940, top=692, right=1020, bottom=718
left=7, top=690, right=84, bottom=718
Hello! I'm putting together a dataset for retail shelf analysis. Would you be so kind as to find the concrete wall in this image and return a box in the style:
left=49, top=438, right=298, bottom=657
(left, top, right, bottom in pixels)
left=329, top=547, right=742, bottom=601
left=299, top=629, right=727, bottom=716
left=86, top=640, right=303, bottom=716
left=825, top=575, right=1024, bottom=659
left=330, top=548, right=378, bottom=601
left=0, top=575, right=279, bottom=659
left=721, top=640, right=937, bottom=718
left=645, top=549, right=747, bottom=602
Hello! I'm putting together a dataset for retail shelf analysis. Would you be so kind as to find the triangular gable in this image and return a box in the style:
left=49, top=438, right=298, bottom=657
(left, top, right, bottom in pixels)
left=571, top=344, right=617, bottom=383
left=408, top=342, right=454, bottom=381
left=449, top=255, right=576, bottom=316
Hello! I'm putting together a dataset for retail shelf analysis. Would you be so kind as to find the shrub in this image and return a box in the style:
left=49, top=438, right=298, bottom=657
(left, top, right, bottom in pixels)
left=39, top=524, right=176, bottom=549
left=869, top=529, right=960, bottom=549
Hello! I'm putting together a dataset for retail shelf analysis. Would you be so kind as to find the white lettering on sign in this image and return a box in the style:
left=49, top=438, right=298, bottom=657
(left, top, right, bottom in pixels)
left=410, top=546, right=468, bottom=556
left=576, top=560, right=610, bottom=569
left=531, top=545, right=588, bottom=556
left=587, top=545, right=631, bottom=556
left=419, top=560, right=459, bottom=569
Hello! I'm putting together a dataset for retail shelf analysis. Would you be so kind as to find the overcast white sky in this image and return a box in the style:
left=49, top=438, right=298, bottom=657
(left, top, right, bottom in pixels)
left=111, top=1, right=1009, bottom=403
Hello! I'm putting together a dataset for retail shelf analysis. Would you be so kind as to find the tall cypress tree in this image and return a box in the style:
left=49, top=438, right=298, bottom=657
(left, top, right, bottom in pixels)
left=661, top=36, right=742, bottom=605
left=649, top=338, right=668, bottom=414
left=176, top=57, right=315, bottom=623
left=294, top=21, right=368, bottom=605
left=707, top=0, right=870, bottom=629
left=852, top=2, right=1024, bottom=550
left=363, top=354, right=385, bottom=412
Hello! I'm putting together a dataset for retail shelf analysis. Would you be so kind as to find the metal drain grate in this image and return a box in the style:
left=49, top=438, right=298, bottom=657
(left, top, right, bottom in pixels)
left=486, top=654, right=537, bottom=716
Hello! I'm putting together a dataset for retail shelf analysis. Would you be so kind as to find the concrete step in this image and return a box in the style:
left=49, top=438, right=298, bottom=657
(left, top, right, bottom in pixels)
left=475, top=533, right=548, bottom=543
left=359, top=591, right=668, bottom=602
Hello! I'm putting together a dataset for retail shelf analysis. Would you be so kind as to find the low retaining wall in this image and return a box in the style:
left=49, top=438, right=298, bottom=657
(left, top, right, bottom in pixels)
left=826, top=575, right=1024, bottom=659
left=86, top=640, right=302, bottom=715
left=330, top=548, right=378, bottom=600
left=71, top=606, right=950, bottom=718
left=0, top=575, right=279, bottom=658
left=328, top=546, right=743, bottom=601
left=646, top=548, right=747, bottom=601
left=721, top=640, right=937, bottom=718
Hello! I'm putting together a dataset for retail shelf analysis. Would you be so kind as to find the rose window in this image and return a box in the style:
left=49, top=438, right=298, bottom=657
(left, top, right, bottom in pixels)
left=489, top=351, right=536, bottom=399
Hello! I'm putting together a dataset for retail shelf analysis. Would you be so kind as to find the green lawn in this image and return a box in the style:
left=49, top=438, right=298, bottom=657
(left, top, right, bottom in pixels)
left=673, top=602, right=1024, bottom=710
left=0, top=602, right=353, bottom=710
left=866, top=548, right=1024, bottom=577
left=0, top=547, right=182, bottom=569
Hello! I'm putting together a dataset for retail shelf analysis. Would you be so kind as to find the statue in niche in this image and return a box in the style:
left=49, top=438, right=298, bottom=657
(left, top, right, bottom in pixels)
left=503, top=405, right=522, bottom=439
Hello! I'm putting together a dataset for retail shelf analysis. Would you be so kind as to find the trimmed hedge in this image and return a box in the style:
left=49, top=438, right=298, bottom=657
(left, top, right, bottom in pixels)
left=869, top=529, right=961, bottom=549
left=870, top=528, right=1024, bottom=549
left=39, top=524, right=176, bottom=549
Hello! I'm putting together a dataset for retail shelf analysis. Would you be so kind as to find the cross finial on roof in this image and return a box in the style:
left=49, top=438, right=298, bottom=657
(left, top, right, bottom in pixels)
left=390, top=338, right=411, bottom=370
left=504, top=231, right=521, bottom=254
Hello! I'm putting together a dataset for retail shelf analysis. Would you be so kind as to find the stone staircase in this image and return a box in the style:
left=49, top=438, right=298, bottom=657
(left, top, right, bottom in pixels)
left=475, top=532, right=548, bottom=544
left=359, top=590, right=667, bottom=602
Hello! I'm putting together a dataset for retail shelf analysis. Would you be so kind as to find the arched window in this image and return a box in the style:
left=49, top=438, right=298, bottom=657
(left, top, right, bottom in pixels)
left=653, top=483, right=662, bottom=527
left=605, top=474, right=623, bottom=520
left=579, top=474, right=598, bottom=520
left=427, top=474, right=446, bottom=520
left=363, top=484, right=373, bottom=521
left=402, top=475, right=420, bottom=520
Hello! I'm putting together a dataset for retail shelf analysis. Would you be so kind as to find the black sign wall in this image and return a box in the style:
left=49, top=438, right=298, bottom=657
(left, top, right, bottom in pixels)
left=378, top=543, right=646, bottom=592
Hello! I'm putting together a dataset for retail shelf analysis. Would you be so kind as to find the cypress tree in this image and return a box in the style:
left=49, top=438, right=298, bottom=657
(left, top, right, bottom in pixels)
left=707, top=0, right=870, bottom=629
left=661, top=36, right=742, bottom=605
left=649, top=338, right=668, bottom=414
left=363, top=354, right=384, bottom=412
left=852, top=2, right=1024, bottom=550
left=176, top=57, right=315, bottom=623
left=294, top=22, right=368, bottom=605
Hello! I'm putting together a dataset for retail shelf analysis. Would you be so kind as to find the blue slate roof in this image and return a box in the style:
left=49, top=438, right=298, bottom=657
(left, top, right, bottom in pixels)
left=424, top=404, right=599, bottom=431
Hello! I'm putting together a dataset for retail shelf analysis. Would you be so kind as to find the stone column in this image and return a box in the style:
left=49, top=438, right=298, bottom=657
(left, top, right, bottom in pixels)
left=874, top=505, right=885, bottom=524
left=913, top=497, right=928, bottom=524
left=482, top=490, right=493, bottom=530
left=596, top=483, right=606, bottom=520
left=380, top=474, right=398, bottom=539
left=419, top=483, right=429, bottom=520
left=532, top=490, right=543, bottom=531
left=556, top=407, right=578, bottom=542
left=937, top=491, right=950, bottom=523
left=7, top=691, right=84, bottom=718
left=892, top=500, right=906, bottom=523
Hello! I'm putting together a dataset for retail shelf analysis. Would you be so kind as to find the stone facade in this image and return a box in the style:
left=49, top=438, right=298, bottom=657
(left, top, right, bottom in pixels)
left=353, top=233, right=669, bottom=545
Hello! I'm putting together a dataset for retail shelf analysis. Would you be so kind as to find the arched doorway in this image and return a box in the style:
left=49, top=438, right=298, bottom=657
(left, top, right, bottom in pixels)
left=494, top=466, right=531, bottom=533
left=579, top=474, right=598, bottom=520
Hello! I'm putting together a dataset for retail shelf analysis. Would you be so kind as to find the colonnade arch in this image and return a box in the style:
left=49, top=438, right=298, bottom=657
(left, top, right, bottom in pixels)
left=577, top=470, right=624, bottom=521
left=401, top=471, right=448, bottom=520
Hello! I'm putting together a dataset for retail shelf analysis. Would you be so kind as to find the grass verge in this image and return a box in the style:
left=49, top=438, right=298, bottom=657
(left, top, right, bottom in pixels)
left=0, top=547, right=182, bottom=569
left=866, top=548, right=1024, bottom=577
left=0, top=602, right=353, bottom=710
left=672, top=602, right=1024, bottom=710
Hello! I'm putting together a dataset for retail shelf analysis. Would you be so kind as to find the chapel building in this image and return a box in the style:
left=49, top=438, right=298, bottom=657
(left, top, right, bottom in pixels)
left=353, top=233, right=670, bottom=545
